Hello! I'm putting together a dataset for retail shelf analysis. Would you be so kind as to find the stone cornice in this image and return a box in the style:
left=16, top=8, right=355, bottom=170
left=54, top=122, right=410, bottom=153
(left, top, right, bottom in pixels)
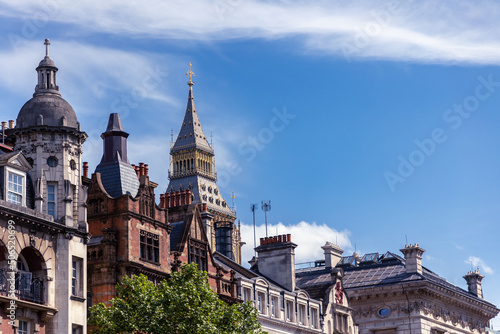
left=347, top=280, right=499, bottom=317
left=0, top=200, right=88, bottom=239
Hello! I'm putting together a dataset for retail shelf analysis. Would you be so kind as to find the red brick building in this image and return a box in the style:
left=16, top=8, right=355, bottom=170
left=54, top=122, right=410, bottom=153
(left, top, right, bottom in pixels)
left=87, top=112, right=237, bottom=308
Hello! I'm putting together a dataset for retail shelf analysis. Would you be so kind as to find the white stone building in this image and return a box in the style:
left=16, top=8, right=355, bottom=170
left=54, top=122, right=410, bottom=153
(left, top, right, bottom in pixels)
left=340, top=244, right=499, bottom=334
left=0, top=39, right=88, bottom=334
left=215, top=235, right=325, bottom=334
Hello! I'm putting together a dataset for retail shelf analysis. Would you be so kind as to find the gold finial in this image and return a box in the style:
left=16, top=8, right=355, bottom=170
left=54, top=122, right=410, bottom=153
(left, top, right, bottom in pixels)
left=186, top=61, right=195, bottom=83
left=44, top=38, right=50, bottom=57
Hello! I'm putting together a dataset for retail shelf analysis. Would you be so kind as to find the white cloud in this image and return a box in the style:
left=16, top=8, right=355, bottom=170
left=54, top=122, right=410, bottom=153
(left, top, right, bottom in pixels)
left=2, top=0, right=500, bottom=64
left=239, top=221, right=352, bottom=266
left=466, top=256, right=494, bottom=275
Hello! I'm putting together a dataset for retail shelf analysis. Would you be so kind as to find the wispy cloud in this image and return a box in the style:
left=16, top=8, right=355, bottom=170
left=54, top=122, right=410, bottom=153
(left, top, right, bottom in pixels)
left=3, top=1, right=500, bottom=64
left=466, top=256, right=494, bottom=275
left=240, top=221, right=352, bottom=265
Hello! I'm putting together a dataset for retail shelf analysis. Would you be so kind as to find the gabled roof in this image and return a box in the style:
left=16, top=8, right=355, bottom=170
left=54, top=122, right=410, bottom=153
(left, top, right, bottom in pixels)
left=169, top=204, right=211, bottom=253
left=0, top=151, right=32, bottom=172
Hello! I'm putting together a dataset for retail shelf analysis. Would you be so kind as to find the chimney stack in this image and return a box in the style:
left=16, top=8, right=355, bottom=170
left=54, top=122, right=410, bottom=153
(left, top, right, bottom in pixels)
left=83, top=162, right=89, bottom=178
left=322, top=242, right=344, bottom=268
left=139, top=162, right=145, bottom=176
left=463, top=269, right=484, bottom=298
left=400, top=243, right=425, bottom=275
left=255, top=234, right=297, bottom=291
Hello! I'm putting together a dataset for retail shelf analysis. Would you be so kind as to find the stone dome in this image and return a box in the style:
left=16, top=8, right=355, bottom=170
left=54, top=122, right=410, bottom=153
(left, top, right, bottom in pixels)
left=16, top=94, right=79, bottom=129
left=38, top=56, right=56, bottom=68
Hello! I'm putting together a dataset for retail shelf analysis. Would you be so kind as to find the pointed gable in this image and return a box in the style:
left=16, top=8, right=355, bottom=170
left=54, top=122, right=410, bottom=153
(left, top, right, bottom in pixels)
left=0, top=151, right=32, bottom=172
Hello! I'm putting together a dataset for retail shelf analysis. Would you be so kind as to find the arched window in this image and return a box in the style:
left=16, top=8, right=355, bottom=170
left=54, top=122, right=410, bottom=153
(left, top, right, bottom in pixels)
left=16, top=248, right=45, bottom=304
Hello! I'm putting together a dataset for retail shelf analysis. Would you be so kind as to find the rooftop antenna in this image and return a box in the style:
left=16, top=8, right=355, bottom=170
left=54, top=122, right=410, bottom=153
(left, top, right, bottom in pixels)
left=1, top=122, right=5, bottom=144
left=170, top=129, right=174, bottom=148
left=231, top=191, right=236, bottom=215
left=405, top=234, right=408, bottom=245
left=261, top=200, right=271, bottom=238
left=250, top=203, right=258, bottom=256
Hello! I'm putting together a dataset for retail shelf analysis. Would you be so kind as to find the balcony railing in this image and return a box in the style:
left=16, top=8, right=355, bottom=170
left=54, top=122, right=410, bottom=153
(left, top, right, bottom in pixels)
left=0, top=269, right=45, bottom=304
left=168, top=168, right=217, bottom=181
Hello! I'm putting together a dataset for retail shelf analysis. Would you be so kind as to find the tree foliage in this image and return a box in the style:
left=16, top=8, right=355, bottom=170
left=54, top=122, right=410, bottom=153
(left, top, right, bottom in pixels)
left=88, top=263, right=265, bottom=334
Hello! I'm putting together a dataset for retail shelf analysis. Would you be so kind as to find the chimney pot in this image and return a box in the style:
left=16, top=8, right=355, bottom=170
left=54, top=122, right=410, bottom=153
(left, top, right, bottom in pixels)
left=83, top=162, right=89, bottom=178
left=186, top=189, right=192, bottom=204
left=175, top=191, right=180, bottom=206
left=8, top=120, right=14, bottom=129
left=139, top=162, right=145, bottom=176
left=145, top=164, right=149, bottom=176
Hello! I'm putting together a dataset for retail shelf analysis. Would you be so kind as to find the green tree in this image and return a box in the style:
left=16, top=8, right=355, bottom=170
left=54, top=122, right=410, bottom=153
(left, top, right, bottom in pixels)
left=88, top=263, right=266, bottom=334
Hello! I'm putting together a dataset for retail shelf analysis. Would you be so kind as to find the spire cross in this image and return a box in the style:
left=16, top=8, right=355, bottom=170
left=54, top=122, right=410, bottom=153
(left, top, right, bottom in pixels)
left=186, top=62, right=195, bottom=83
left=44, top=38, right=50, bottom=57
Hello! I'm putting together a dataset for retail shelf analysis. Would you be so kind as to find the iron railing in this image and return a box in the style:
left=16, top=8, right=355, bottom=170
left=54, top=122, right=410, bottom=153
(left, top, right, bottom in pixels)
left=0, top=269, right=45, bottom=304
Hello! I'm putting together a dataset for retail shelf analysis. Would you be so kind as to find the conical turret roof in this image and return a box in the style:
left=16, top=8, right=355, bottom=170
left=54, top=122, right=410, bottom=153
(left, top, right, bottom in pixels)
left=171, top=64, right=213, bottom=154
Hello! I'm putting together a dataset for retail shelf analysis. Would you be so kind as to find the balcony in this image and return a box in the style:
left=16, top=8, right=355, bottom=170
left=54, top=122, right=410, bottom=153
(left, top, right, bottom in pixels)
left=0, top=269, right=45, bottom=304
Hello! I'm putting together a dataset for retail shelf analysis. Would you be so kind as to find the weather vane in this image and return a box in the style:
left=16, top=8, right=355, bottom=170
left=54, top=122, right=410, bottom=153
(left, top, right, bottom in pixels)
left=186, top=62, right=195, bottom=83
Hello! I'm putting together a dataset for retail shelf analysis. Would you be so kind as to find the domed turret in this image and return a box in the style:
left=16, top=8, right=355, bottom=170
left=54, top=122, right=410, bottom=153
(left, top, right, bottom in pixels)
left=15, top=38, right=80, bottom=130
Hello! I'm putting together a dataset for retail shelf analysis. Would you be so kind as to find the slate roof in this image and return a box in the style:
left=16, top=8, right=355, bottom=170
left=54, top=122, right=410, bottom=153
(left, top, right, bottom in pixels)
left=168, top=175, right=235, bottom=218
left=169, top=221, right=185, bottom=252
left=95, top=160, right=139, bottom=198
left=88, top=236, right=103, bottom=246
left=95, top=113, right=139, bottom=198
left=295, top=267, right=336, bottom=300
left=213, top=252, right=290, bottom=292
left=296, top=252, right=498, bottom=309
left=171, top=81, right=213, bottom=153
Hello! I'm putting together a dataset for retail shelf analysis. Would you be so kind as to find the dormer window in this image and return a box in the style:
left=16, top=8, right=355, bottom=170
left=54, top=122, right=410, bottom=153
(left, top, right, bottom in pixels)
left=7, top=172, right=23, bottom=205
left=2, top=153, right=30, bottom=207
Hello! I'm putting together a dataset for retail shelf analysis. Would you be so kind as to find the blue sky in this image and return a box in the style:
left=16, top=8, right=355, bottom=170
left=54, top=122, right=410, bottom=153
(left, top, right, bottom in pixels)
left=1, top=0, right=500, bottom=327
